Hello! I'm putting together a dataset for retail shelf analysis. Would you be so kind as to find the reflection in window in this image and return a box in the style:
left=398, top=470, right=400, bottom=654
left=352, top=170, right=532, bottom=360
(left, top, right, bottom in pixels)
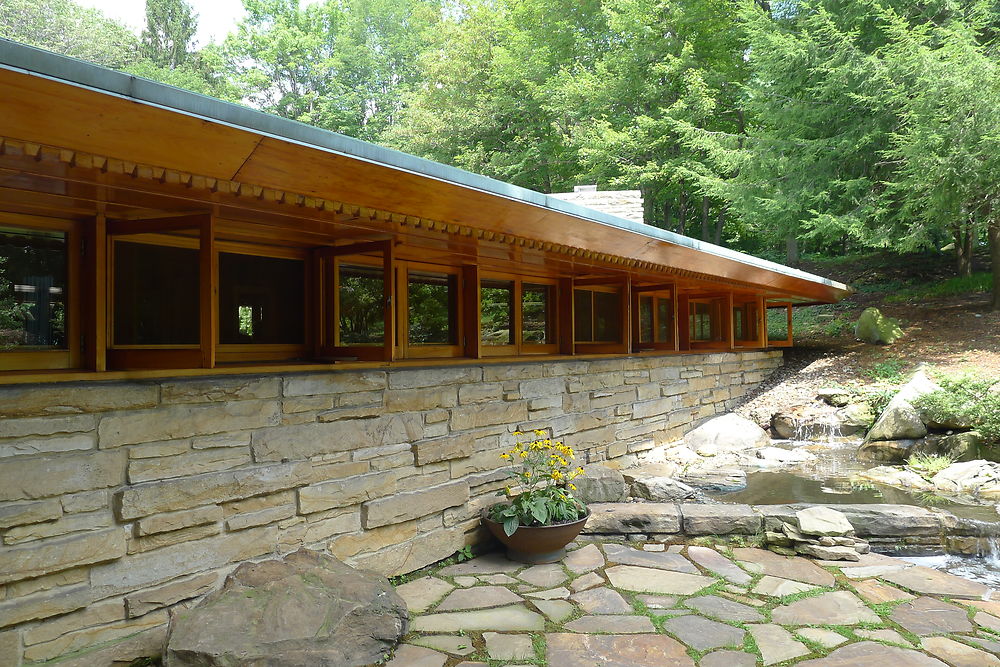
left=657, top=299, right=673, bottom=343
left=638, top=295, right=653, bottom=344
left=408, top=271, right=458, bottom=345
left=522, top=283, right=553, bottom=344
left=690, top=301, right=717, bottom=341
left=481, top=279, right=513, bottom=346
left=114, top=241, right=199, bottom=346
left=574, top=288, right=621, bottom=343
left=219, top=253, right=304, bottom=345
left=339, top=264, right=384, bottom=345
left=0, top=227, right=67, bottom=349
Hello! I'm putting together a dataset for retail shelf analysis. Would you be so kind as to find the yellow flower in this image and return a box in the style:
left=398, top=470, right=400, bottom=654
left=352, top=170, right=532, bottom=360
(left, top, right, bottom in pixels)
left=568, top=484, right=577, bottom=491
left=500, top=453, right=511, bottom=460
left=519, top=451, right=528, bottom=458
left=551, top=470, right=564, bottom=480
left=524, top=471, right=532, bottom=478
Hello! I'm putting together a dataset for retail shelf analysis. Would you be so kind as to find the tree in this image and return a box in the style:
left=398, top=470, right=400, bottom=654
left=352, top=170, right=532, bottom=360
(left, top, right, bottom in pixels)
left=0, top=0, right=140, bottom=68
left=141, top=0, right=198, bottom=69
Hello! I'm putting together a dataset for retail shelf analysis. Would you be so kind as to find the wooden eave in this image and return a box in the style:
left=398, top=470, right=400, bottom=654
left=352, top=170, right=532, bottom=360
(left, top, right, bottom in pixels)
left=0, top=43, right=851, bottom=304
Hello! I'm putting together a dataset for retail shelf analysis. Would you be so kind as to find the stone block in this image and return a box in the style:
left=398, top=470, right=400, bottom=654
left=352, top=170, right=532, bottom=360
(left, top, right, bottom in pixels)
left=222, top=490, right=295, bottom=517
left=252, top=414, right=422, bottom=462
left=99, top=400, right=278, bottom=448
left=301, top=510, right=362, bottom=544
left=90, top=525, right=277, bottom=595
left=0, top=630, right=19, bottom=666
left=283, top=371, right=387, bottom=397
left=23, top=598, right=123, bottom=646
left=450, top=401, right=528, bottom=431
left=0, top=499, right=62, bottom=529
left=350, top=526, right=465, bottom=576
left=124, top=572, right=218, bottom=618
left=315, top=405, right=384, bottom=422
left=0, top=415, right=97, bottom=438
left=362, top=480, right=470, bottom=528
left=23, top=609, right=167, bottom=662
left=681, top=504, right=762, bottom=535
left=159, top=376, right=280, bottom=403
left=413, top=433, right=474, bottom=465
left=449, top=448, right=505, bottom=478
left=225, top=504, right=296, bottom=531
left=53, top=624, right=167, bottom=667
left=127, top=447, right=250, bottom=484
left=583, top=503, right=682, bottom=534
left=0, top=450, right=125, bottom=502
left=128, top=439, right=190, bottom=459
left=457, top=383, right=503, bottom=404
left=117, top=461, right=311, bottom=519
left=5, top=568, right=88, bottom=599
left=298, top=471, right=397, bottom=514
left=328, top=520, right=419, bottom=560
left=0, top=383, right=158, bottom=419
left=4, top=511, right=113, bottom=545
left=519, top=378, right=567, bottom=399
left=0, top=433, right=95, bottom=458
left=137, top=505, right=223, bottom=536
left=0, top=584, right=93, bottom=629
left=0, top=527, right=126, bottom=585
left=129, top=524, right=221, bottom=554
left=567, top=372, right=626, bottom=393
left=191, top=432, right=252, bottom=450
left=384, top=387, right=458, bottom=411
left=388, top=366, right=482, bottom=389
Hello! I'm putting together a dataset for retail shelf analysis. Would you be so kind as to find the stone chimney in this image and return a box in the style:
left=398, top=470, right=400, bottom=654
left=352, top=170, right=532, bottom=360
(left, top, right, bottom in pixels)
left=549, top=185, right=644, bottom=224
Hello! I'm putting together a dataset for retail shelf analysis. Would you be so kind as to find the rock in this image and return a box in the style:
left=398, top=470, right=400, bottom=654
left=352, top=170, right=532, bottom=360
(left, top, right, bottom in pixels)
left=935, top=431, right=984, bottom=459
left=837, top=403, right=874, bottom=434
left=484, top=632, right=534, bottom=661
left=435, top=586, right=523, bottom=611
left=680, top=504, right=761, bottom=535
left=797, top=628, right=847, bottom=648
left=797, top=641, right=947, bottom=667
left=545, top=633, right=694, bottom=667
left=881, top=565, right=989, bottom=599
left=817, top=388, right=852, bottom=407
left=661, top=615, right=745, bottom=652
left=683, top=413, right=770, bottom=457
left=685, top=546, right=752, bottom=586
left=771, top=591, right=879, bottom=625
left=582, top=503, right=680, bottom=535
left=563, top=544, right=605, bottom=574
left=747, top=624, right=810, bottom=665
left=602, top=543, right=699, bottom=573
left=564, top=615, right=655, bottom=633
left=684, top=595, right=763, bottom=622
left=922, top=636, right=1000, bottom=667
left=605, top=565, right=715, bottom=595
left=890, top=596, right=973, bottom=635
left=572, top=464, right=627, bottom=504
left=732, top=547, right=835, bottom=586
left=759, top=503, right=946, bottom=537
left=164, top=549, right=407, bottom=667
left=932, top=460, right=1000, bottom=497
left=770, top=413, right=798, bottom=439
left=794, top=506, right=854, bottom=536
left=754, top=447, right=815, bottom=466
left=676, top=467, right=747, bottom=491
left=751, top=576, right=818, bottom=597
left=854, top=307, right=903, bottom=344
left=628, top=474, right=697, bottom=501
left=867, top=370, right=942, bottom=441
left=570, top=587, right=632, bottom=614
left=856, top=466, right=932, bottom=490
left=858, top=439, right=919, bottom=462
left=795, top=544, right=860, bottom=561
left=852, top=579, right=915, bottom=604
left=413, top=605, right=544, bottom=632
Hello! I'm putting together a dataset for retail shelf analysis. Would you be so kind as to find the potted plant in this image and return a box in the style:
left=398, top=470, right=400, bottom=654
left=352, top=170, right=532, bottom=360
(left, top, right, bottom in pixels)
left=482, top=429, right=589, bottom=563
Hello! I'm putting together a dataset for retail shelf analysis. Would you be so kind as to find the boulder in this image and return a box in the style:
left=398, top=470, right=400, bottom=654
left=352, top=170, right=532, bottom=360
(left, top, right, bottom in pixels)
left=837, top=403, right=874, bottom=435
left=684, top=413, right=770, bottom=456
left=912, top=432, right=982, bottom=461
left=867, top=371, right=940, bottom=442
left=858, top=439, right=919, bottom=463
left=572, top=464, right=627, bottom=504
left=816, top=388, right=852, bottom=407
left=794, top=506, right=854, bottom=537
left=677, top=467, right=747, bottom=492
left=854, top=307, right=903, bottom=344
left=165, top=549, right=408, bottom=667
left=856, top=466, right=933, bottom=491
left=771, top=413, right=798, bottom=439
left=628, top=474, right=698, bottom=502
left=753, top=447, right=815, bottom=466
left=932, top=460, right=1000, bottom=498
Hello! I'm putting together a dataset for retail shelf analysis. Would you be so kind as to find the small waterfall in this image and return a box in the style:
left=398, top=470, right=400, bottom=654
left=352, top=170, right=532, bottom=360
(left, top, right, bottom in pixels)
left=790, top=412, right=845, bottom=443
left=983, top=535, right=1000, bottom=567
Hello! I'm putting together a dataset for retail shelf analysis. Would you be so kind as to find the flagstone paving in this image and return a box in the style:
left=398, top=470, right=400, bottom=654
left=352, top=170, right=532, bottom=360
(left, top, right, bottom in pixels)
left=385, top=538, right=1000, bottom=666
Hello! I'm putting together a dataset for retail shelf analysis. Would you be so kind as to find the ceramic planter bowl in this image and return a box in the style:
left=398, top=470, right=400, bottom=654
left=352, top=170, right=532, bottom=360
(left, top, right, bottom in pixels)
left=482, top=506, right=590, bottom=564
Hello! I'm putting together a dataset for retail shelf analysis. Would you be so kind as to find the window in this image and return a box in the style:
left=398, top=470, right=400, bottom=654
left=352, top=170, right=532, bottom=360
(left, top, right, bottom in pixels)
left=733, top=300, right=761, bottom=345
left=574, top=287, right=621, bottom=344
left=522, top=283, right=554, bottom=345
left=219, top=252, right=304, bottom=345
left=767, top=302, right=793, bottom=346
left=657, top=298, right=674, bottom=344
left=636, top=290, right=674, bottom=348
left=0, top=226, right=67, bottom=349
left=113, top=241, right=199, bottom=346
left=338, top=264, right=384, bottom=345
left=481, top=279, right=514, bottom=346
left=408, top=270, right=458, bottom=345
left=689, top=301, right=721, bottom=342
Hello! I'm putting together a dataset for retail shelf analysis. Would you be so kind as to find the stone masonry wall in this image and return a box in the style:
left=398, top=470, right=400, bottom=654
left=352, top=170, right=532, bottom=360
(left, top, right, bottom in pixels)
left=0, top=350, right=781, bottom=665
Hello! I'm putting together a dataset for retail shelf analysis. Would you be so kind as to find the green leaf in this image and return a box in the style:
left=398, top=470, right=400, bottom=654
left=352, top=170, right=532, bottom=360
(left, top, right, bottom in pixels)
left=503, top=517, right=519, bottom=537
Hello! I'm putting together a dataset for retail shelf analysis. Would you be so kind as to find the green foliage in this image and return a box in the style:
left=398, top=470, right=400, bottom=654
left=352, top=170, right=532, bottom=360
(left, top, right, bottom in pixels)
left=911, top=373, right=1000, bottom=442
left=864, top=359, right=906, bottom=382
left=0, top=258, right=29, bottom=349
left=141, top=0, right=197, bottom=68
left=905, top=453, right=955, bottom=478
left=884, top=272, right=993, bottom=302
left=487, top=429, right=586, bottom=536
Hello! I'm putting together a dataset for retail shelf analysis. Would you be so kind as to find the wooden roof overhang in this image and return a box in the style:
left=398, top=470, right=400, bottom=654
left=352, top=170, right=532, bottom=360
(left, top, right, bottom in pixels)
left=0, top=39, right=851, bottom=303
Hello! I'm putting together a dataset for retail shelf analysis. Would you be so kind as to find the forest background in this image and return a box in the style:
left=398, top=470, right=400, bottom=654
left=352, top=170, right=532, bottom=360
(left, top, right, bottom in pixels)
left=2, top=0, right=999, bottom=309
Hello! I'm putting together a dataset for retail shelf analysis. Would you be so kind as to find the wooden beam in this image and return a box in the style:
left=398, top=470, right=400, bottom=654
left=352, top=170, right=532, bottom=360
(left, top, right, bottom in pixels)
left=725, top=292, right=735, bottom=350
left=383, top=242, right=395, bottom=362
left=677, top=293, right=690, bottom=351
left=84, top=214, right=107, bottom=371
left=316, top=240, right=392, bottom=258
left=633, top=282, right=676, bottom=293
left=558, top=277, right=574, bottom=355
left=463, top=264, right=481, bottom=359
left=572, top=276, right=626, bottom=287
left=757, top=295, right=767, bottom=349
left=199, top=215, right=217, bottom=368
left=623, top=276, right=633, bottom=353
left=108, top=213, right=208, bottom=235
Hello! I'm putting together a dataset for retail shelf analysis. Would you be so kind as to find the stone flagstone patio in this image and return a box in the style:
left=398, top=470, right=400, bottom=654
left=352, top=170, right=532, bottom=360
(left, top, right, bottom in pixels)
left=384, top=539, right=1000, bottom=666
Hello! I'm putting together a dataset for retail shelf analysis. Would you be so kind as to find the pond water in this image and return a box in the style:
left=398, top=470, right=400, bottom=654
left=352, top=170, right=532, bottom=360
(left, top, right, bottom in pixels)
left=704, top=439, right=1000, bottom=523
left=899, top=541, right=1000, bottom=588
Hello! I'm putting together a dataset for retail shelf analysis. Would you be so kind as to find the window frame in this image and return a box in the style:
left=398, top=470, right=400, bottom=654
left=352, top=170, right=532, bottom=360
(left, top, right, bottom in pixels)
left=767, top=301, right=794, bottom=347
left=319, top=243, right=394, bottom=362
left=479, top=272, right=559, bottom=357
left=632, top=283, right=677, bottom=352
left=398, top=260, right=464, bottom=359
left=572, top=281, right=628, bottom=353
left=0, top=213, right=80, bottom=371
left=732, top=294, right=766, bottom=349
left=686, top=293, right=732, bottom=350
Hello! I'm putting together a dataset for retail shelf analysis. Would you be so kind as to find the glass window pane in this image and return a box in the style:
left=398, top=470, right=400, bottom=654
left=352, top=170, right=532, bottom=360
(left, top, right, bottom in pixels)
left=594, top=290, right=621, bottom=342
left=219, top=253, right=304, bottom=345
left=734, top=308, right=745, bottom=340
left=408, top=271, right=458, bottom=345
left=481, top=279, right=513, bottom=346
left=573, top=289, right=593, bottom=342
left=657, top=298, right=673, bottom=343
left=691, top=302, right=712, bottom=341
left=522, top=283, right=552, bottom=344
left=768, top=306, right=789, bottom=341
left=339, top=264, right=384, bottom=345
left=0, top=226, right=67, bottom=349
left=638, top=295, right=653, bottom=344
left=114, top=241, right=199, bottom=345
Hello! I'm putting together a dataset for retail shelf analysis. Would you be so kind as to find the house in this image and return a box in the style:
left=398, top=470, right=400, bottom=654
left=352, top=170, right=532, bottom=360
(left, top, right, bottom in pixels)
left=0, top=39, right=849, bottom=664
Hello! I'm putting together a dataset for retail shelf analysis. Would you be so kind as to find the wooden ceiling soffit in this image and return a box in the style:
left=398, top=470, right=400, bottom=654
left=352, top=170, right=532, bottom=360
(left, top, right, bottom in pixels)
left=0, top=136, right=802, bottom=298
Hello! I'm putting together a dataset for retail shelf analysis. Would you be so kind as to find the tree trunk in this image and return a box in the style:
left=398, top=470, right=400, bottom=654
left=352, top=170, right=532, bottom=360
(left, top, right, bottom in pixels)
left=678, top=187, right=687, bottom=236
left=714, top=207, right=725, bottom=246
left=663, top=199, right=672, bottom=232
left=701, top=196, right=710, bottom=241
left=954, top=224, right=974, bottom=278
left=990, top=217, right=1000, bottom=311
left=785, top=235, right=799, bottom=266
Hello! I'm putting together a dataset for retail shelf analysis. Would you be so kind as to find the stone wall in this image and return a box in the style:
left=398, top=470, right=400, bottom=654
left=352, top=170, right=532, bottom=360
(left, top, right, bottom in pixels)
left=0, top=350, right=781, bottom=665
